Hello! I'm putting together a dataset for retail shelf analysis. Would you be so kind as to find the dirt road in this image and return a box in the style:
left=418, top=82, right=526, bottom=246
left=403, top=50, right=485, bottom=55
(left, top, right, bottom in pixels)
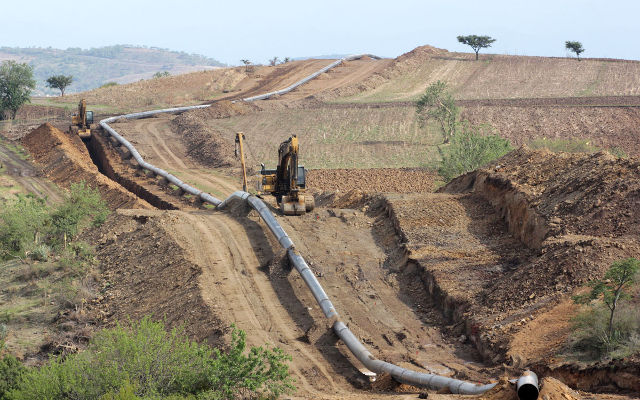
left=110, top=115, right=240, bottom=197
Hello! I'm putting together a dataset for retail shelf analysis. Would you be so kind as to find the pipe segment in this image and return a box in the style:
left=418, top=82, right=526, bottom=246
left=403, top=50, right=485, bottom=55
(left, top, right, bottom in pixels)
left=98, top=55, right=538, bottom=399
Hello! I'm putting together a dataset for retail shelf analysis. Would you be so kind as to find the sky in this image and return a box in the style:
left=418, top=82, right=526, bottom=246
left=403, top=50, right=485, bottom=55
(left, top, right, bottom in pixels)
left=2, top=0, right=639, bottom=65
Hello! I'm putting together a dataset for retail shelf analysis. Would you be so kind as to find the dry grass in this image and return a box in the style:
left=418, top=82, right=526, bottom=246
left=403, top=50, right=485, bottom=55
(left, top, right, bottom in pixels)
left=206, top=106, right=443, bottom=169
left=39, top=67, right=251, bottom=113
left=335, top=54, right=640, bottom=103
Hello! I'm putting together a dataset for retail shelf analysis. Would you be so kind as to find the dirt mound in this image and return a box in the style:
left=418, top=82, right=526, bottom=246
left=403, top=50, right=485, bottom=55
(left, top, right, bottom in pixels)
left=85, top=210, right=225, bottom=345
left=308, top=168, right=437, bottom=194
left=21, top=123, right=150, bottom=209
left=321, top=44, right=448, bottom=100
left=448, top=147, right=640, bottom=241
left=170, top=101, right=257, bottom=168
left=394, top=45, right=449, bottom=64
left=405, top=148, right=640, bottom=365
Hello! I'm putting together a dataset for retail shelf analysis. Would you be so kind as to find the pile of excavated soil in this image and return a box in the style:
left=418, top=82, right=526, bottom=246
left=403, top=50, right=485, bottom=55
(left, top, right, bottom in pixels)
left=325, top=45, right=449, bottom=99
left=170, top=101, right=257, bottom=168
left=85, top=209, right=225, bottom=346
left=473, top=377, right=583, bottom=400
left=21, top=124, right=150, bottom=209
left=308, top=168, right=437, bottom=194
left=383, top=147, right=640, bottom=374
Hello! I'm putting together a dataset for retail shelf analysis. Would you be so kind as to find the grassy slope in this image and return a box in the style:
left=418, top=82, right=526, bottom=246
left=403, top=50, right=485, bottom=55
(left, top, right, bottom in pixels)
left=208, top=106, right=443, bottom=169
left=334, top=52, right=640, bottom=103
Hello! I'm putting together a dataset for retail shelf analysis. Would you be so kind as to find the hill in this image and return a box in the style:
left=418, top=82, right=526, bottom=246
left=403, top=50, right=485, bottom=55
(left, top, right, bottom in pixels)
left=330, top=45, right=640, bottom=102
left=0, top=45, right=225, bottom=95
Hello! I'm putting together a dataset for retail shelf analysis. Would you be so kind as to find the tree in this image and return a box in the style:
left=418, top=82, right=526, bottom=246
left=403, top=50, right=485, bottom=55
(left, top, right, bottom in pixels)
left=574, top=258, right=640, bottom=339
left=0, top=61, right=36, bottom=120
left=565, top=41, right=585, bottom=61
left=152, top=71, right=170, bottom=78
left=457, top=35, right=496, bottom=60
left=269, top=57, right=279, bottom=66
left=282, top=57, right=291, bottom=63
left=416, top=81, right=460, bottom=143
left=45, top=75, right=73, bottom=96
left=240, top=59, right=252, bottom=73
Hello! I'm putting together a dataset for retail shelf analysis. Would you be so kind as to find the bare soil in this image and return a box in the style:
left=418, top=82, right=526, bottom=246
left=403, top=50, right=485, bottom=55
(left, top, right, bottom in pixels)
left=21, top=123, right=150, bottom=209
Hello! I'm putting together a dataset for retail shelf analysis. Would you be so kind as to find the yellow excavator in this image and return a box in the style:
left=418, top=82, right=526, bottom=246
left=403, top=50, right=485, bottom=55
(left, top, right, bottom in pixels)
left=236, top=133, right=314, bottom=215
left=69, top=99, right=93, bottom=139
left=259, top=135, right=314, bottom=215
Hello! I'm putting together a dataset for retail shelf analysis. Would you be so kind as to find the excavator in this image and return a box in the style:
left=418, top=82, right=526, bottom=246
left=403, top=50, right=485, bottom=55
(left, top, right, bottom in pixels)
left=236, top=133, right=314, bottom=215
left=69, top=99, right=93, bottom=139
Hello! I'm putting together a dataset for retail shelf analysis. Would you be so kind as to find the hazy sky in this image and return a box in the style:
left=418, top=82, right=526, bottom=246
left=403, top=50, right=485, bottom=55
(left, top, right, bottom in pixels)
left=3, top=0, right=638, bottom=64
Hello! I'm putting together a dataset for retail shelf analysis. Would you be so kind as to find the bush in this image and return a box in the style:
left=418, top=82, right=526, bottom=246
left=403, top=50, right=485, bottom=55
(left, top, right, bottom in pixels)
left=438, top=122, right=513, bottom=182
left=0, top=182, right=108, bottom=257
left=0, top=194, right=48, bottom=259
left=49, top=182, right=109, bottom=248
left=529, top=137, right=599, bottom=153
left=0, top=354, right=26, bottom=400
left=28, top=244, right=51, bottom=262
left=10, top=318, right=294, bottom=399
left=568, top=304, right=640, bottom=359
left=100, top=82, right=119, bottom=88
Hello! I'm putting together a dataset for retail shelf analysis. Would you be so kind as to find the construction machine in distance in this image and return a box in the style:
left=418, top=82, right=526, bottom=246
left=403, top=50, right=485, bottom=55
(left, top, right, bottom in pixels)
left=235, top=133, right=314, bottom=215
left=259, top=135, right=314, bottom=215
left=69, top=99, right=93, bottom=139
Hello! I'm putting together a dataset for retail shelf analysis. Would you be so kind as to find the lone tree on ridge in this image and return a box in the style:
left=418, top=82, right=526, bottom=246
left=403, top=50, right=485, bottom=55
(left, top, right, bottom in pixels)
left=240, top=59, right=252, bottom=73
left=565, top=41, right=585, bottom=61
left=46, top=75, right=73, bottom=96
left=269, top=57, right=279, bottom=66
left=457, top=35, right=496, bottom=60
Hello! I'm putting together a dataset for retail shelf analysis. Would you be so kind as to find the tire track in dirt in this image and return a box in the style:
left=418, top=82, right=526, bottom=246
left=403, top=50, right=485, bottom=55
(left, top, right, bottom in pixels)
left=167, top=210, right=350, bottom=397
left=111, top=117, right=240, bottom=197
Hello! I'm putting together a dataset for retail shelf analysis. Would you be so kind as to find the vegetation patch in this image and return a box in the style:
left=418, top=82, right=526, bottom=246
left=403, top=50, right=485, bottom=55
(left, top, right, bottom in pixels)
left=5, top=317, right=294, bottom=400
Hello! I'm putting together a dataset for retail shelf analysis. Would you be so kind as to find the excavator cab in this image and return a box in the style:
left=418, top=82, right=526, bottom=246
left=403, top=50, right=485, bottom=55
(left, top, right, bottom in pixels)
left=70, top=99, right=93, bottom=139
left=258, top=135, right=314, bottom=215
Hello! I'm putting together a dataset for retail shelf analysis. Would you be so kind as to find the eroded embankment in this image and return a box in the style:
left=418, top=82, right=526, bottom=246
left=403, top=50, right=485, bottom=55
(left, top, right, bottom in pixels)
left=21, top=123, right=151, bottom=209
left=84, top=209, right=226, bottom=347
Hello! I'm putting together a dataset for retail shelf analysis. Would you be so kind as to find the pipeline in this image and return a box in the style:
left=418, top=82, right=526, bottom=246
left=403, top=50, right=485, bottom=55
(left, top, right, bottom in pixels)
left=99, top=55, right=538, bottom=399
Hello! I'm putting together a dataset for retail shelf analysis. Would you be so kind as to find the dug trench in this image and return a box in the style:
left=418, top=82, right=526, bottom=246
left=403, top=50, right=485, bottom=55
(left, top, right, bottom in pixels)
left=26, top=121, right=640, bottom=397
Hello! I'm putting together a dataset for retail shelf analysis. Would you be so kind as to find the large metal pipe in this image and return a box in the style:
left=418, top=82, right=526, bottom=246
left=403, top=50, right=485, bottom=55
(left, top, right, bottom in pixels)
left=99, top=56, right=538, bottom=399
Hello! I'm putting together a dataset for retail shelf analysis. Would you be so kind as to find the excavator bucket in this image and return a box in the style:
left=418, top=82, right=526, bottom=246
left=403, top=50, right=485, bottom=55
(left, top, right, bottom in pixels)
left=78, top=129, right=91, bottom=139
left=280, top=195, right=307, bottom=216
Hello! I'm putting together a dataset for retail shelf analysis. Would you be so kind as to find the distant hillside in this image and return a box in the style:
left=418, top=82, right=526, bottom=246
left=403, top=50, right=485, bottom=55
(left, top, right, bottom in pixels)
left=0, top=45, right=225, bottom=95
left=331, top=45, right=640, bottom=102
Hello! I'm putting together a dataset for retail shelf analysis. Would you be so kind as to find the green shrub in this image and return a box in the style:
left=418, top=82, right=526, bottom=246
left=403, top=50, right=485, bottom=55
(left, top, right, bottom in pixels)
left=569, top=258, right=640, bottom=360
left=0, top=194, right=48, bottom=259
left=28, top=244, right=51, bottom=262
left=49, top=182, right=109, bottom=247
left=0, top=182, right=109, bottom=257
left=100, top=82, right=119, bottom=88
left=0, top=354, right=26, bottom=400
left=529, top=137, right=599, bottom=153
left=438, top=122, right=513, bottom=182
left=568, top=304, right=640, bottom=359
left=11, top=318, right=294, bottom=400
